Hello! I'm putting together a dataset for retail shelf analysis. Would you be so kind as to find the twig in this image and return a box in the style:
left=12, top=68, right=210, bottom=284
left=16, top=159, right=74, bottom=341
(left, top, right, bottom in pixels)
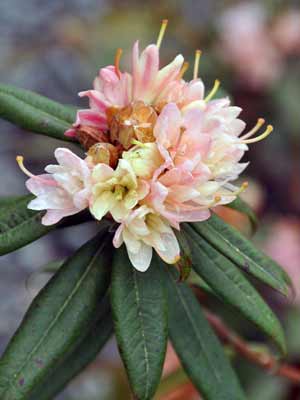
left=204, top=309, right=300, bottom=384
left=158, top=382, right=198, bottom=400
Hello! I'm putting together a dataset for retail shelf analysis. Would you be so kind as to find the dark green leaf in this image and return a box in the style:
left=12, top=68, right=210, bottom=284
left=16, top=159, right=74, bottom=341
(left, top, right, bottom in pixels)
left=185, top=224, right=286, bottom=354
left=164, top=266, right=246, bottom=400
left=191, top=214, right=292, bottom=296
left=0, top=195, right=52, bottom=255
left=30, top=300, right=113, bottom=400
left=0, top=84, right=76, bottom=142
left=0, top=194, right=97, bottom=256
left=111, top=248, right=168, bottom=400
left=225, top=196, right=258, bottom=232
left=0, top=228, right=112, bottom=400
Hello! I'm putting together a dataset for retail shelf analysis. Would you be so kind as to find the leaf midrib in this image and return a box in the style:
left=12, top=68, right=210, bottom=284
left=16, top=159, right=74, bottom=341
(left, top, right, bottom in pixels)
left=0, top=210, right=47, bottom=239
left=0, top=92, right=70, bottom=127
left=194, top=222, right=286, bottom=292
left=193, top=234, right=278, bottom=330
left=3, top=241, right=106, bottom=396
left=167, top=269, right=223, bottom=385
left=132, top=270, right=150, bottom=399
left=0, top=85, right=75, bottom=124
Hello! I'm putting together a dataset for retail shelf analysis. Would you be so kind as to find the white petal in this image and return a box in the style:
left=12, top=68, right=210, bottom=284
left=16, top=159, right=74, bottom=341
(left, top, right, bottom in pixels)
left=155, top=230, right=180, bottom=264
left=127, top=243, right=153, bottom=272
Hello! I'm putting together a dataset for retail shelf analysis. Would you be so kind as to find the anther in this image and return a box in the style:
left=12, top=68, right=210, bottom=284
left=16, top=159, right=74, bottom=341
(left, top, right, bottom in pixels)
left=241, top=118, right=265, bottom=140
left=241, top=125, right=273, bottom=144
left=204, top=79, right=220, bottom=102
left=193, top=50, right=202, bottom=80
left=156, top=19, right=168, bottom=49
left=114, top=48, right=123, bottom=79
left=233, top=181, right=249, bottom=196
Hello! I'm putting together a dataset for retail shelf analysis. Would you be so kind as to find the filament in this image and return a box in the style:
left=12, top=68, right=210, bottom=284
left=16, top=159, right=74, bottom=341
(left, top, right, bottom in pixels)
left=16, top=156, right=58, bottom=186
left=114, top=48, right=123, bottom=79
left=178, top=61, right=189, bottom=79
left=16, top=156, right=35, bottom=178
left=241, top=125, right=273, bottom=144
left=193, top=50, right=202, bottom=80
left=156, top=19, right=168, bottom=49
left=240, top=118, right=265, bottom=140
left=204, top=79, right=220, bottom=102
left=232, top=181, right=249, bottom=196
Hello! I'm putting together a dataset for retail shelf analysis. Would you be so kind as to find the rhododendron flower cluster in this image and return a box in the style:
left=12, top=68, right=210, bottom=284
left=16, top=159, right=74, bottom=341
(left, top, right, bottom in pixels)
left=18, top=21, right=273, bottom=271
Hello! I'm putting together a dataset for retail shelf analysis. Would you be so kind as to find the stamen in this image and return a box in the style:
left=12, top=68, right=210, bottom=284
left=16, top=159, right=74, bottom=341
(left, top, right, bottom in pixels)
left=241, top=118, right=265, bottom=140
left=205, top=194, right=222, bottom=209
left=114, top=48, right=123, bottom=79
left=16, top=155, right=58, bottom=186
left=156, top=19, right=168, bottom=49
left=193, top=49, right=202, bottom=80
left=178, top=62, right=189, bottom=79
left=16, top=156, right=35, bottom=178
left=232, top=181, right=249, bottom=196
left=241, top=125, right=273, bottom=144
left=204, top=79, right=220, bottom=102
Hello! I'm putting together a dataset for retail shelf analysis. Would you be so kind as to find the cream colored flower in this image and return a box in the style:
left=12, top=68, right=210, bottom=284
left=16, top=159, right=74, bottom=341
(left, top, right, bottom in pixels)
left=122, top=142, right=163, bottom=179
left=90, top=159, right=149, bottom=221
left=113, top=205, right=180, bottom=271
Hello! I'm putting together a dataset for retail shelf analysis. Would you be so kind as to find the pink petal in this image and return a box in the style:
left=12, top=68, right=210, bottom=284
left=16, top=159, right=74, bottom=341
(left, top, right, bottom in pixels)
left=79, top=90, right=109, bottom=113
left=75, top=110, right=107, bottom=130
left=154, top=103, right=182, bottom=149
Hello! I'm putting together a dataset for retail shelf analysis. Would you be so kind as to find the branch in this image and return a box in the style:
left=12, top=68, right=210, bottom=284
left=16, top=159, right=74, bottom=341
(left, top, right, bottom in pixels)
left=204, top=309, right=300, bottom=384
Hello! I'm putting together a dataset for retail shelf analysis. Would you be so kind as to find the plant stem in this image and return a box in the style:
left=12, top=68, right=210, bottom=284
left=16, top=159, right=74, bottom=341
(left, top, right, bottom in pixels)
left=204, top=309, right=300, bottom=384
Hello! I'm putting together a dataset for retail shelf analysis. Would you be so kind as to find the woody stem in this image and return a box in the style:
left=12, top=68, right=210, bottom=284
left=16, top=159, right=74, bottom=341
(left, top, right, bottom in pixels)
left=204, top=308, right=300, bottom=384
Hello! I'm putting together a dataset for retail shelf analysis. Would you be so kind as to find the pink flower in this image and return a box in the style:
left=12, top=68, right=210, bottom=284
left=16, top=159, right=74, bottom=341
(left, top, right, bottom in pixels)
left=18, top=21, right=274, bottom=271
left=144, top=99, right=272, bottom=229
left=66, top=22, right=184, bottom=144
left=272, top=11, right=300, bottom=55
left=113, top=205, right=180, bottom=271
left=17, top=148, right=91, bottom=225
left=217, top=3, right=282, bottom=89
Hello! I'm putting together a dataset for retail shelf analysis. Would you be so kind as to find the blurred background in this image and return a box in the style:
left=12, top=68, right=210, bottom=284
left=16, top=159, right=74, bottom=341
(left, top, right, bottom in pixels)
left=0, top=0, right=300, bottom=398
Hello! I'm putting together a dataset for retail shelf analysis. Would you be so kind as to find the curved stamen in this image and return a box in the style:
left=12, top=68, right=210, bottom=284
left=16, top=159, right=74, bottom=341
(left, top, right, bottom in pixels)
left=156, top=19, right=168, bottom=49
left=232, top=181, right=249, bottom=196
left=16, top=156, right=58, bottom=186
left=240, top=118, right=265, bottom=140
left=241, top=125, right=273, bottom=144
left=193, top=49, right=202, bottom=80
left=204, top=79, right=220, bottom=102
left=114, top=48, right=123, bottom=79
left=178, top=61, right=189, bottom=80
left=16, top=156, right=35, bottom=178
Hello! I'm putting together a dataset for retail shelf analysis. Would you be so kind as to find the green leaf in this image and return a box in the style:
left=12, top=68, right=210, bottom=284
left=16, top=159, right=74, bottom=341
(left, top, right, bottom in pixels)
left=163, top=266, right=246, bottom=400
left=0, top=194, right=96, bottom=256
left=225, top=196, right=258, bottom=232
left=30, top=300, right=113, bottom=400
left=185, top=224, right=286, bottom=354
left=0, top=228, right=112, bottom=400
left=0, top=83, right=76, bottom=142
left=0, top=195, right=52, bottom=255
left=191, top=214, right=292, bottom=297
left=111, top=248, right=168, bottom=400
